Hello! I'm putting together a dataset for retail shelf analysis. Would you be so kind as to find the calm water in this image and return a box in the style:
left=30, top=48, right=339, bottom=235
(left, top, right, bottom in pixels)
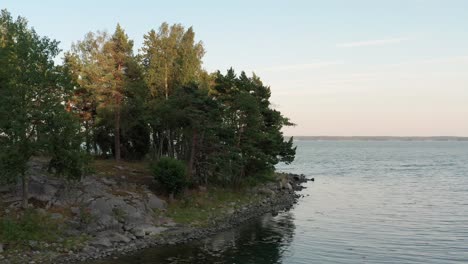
left=93, top=140, right=468, bottom=264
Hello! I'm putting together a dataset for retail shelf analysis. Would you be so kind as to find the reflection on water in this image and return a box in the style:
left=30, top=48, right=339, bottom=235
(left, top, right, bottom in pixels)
left=92, top=213, right=295, bottom=264
left=91, top=141, right=468, bottom=264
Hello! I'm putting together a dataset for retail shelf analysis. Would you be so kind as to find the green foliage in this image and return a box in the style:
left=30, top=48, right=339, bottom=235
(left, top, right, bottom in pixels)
left=1, top=9, right=295, bottom=193
left=0, top=210, right=61, bottom=244
left=46, top=110, right=92, bottom=179
left=0, top=10, right=90, bottom=206
left=66, top=25, right=149, bottom=160
left=212, top=69, right=297, bottom=183
left=151, top=157, right=187, bottom=195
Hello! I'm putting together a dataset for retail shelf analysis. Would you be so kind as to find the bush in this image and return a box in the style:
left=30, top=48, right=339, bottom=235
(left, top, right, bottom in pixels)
left=151, top=157, right=187, bottom=195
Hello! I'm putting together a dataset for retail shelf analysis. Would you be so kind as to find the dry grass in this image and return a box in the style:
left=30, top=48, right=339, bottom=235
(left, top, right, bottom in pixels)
left=92, top=159, right=153, bottom=185
left=166, top=187, right=263, bottom=226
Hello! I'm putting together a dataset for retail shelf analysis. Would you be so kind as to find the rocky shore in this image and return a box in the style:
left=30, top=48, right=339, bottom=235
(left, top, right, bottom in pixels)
left=63, top=173, right=309, bottom=263
left=0, top=161, right=310, bottom=264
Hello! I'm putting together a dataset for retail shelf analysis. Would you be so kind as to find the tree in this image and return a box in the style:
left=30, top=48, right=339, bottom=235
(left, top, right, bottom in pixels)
left=105, top=24, right=134, bottom=161
left=213, top=69, right=296, bottom=183
left=66, top=25, right=137, bottom=160
left=64, top=31, right=110, bottom=155
left=0, top=9, right=88, bottom=208
left=141, top=23, right=205, bottom=159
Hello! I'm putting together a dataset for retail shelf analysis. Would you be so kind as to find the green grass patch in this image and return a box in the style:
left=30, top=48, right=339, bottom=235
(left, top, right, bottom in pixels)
left=0, top=209, right=90, bottom=252
left=0, top=209, right=61, bottom=245
left=166, top=187, right=261, bottom=226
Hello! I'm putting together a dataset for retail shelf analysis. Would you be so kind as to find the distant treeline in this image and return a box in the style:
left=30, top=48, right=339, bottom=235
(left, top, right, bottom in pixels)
left=293, top=136, right=468, bottom=141
left=0, top=9, right=295, bottom=207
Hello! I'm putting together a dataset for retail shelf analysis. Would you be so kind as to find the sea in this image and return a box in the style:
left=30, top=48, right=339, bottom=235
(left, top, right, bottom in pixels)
left=92, top=140, right=468, bottom=263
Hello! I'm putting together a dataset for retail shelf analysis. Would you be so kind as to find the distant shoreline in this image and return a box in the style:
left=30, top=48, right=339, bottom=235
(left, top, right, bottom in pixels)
left=289, top=136, right=468, bottom=141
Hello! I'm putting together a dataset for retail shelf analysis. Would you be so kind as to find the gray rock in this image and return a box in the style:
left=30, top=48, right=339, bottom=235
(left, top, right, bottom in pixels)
left=286, top=182, right=293, bottom=191
left=101, top=178, right=116, bottom=186
left=130, top=228, right=145, bottom=238
left=0, top=243, right=3, bottom=253
left=145, top=193, right=166, bottom=210
left=89, top=197, right=114, bottom=216
left=90, top=237, right=112, bottom=248
left=258, top=187, right=276, bottom=196
left=130, top=225, right=167, bottom=237
left=70, top=207, right=80, bottom=215
left=96, top=231, right=131, bottom=244
left=28, top=240, right=38, bottom=249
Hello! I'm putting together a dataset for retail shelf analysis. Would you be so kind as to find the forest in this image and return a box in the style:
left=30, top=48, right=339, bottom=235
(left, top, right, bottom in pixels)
left=0, top=9, right=296, bottom=206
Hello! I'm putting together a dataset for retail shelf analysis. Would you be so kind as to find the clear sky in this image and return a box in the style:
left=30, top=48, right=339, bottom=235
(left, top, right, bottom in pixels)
left=3, top=0, right=468, bottom=136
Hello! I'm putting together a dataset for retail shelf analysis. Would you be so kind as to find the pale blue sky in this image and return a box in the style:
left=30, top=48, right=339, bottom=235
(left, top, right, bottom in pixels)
left=3, top=0, right=468, bottom=136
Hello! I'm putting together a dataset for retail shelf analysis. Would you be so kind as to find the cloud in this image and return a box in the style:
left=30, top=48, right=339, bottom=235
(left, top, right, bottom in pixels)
left=385, top=55, right=468, bottom=67
left=258, top=61, right=345, bottom=72
left=336, top=37, right=409, bottom=48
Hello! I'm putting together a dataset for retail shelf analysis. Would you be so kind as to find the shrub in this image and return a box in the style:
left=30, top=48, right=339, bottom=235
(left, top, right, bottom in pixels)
left=151, top=157, right=187, bottom=195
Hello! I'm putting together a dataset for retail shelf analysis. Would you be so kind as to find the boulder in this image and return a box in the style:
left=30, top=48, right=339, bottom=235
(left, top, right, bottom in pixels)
left=90, top=237, right=112, bottom=248
left=26, top=179, right=59, bottom=203
left=130, top=225, right=167, bottom=238
left=258, top=187, right=276, bottom=197
left=100, top=177, right=116, bottom=186
left=89, top=197, right=114, bottom=216
left=96, top=231, right=131, bottom=244
left=70, top=207, right=80, bottom=216
left=145, top=193, right=166, bottom=210
left=0, top=243, right=3, bottom=253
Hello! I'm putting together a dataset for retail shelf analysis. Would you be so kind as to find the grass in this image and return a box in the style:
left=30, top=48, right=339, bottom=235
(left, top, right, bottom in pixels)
left=0, top=209, right=62, bottom=246
left=166, top=187, right=264, bottom=226
left=92, top=159, right=153, bottom=185
left=0, top=209, right=90, bottom=252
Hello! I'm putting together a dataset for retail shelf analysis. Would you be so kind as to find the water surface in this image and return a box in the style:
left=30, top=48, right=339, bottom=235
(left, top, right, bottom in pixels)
left=93, top=140, right=468, bottom=263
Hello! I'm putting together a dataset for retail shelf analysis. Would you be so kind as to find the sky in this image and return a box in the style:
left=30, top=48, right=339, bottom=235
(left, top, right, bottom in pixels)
left=2, top=0, right=468, bottom=136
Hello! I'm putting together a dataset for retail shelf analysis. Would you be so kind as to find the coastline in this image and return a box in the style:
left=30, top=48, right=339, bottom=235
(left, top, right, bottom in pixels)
left=0, top=171, right=309, bottom=264
left=61, top=173, right=309, bottom=263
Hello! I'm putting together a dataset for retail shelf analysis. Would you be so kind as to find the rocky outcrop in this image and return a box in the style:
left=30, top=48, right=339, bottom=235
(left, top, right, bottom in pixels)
left=0, top=166, right=310, bottom=264
left=54, top=172, right=310, bottom=263
left=0, top=161, right=169, bottom=261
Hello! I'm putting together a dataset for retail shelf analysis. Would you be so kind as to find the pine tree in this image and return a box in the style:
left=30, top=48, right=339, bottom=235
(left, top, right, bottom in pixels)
left=66, top=25, right=135, bottom=160
left=105, top=24, right=134, bottom=161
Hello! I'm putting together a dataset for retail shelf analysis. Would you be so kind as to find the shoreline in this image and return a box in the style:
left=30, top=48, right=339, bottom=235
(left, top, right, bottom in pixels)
left=0, top=172, right=310, bottom=264
left=61, top=173, right=309, bottom=263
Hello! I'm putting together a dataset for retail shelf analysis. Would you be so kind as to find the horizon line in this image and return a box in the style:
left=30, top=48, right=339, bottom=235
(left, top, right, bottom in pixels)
left=286, top=135, right=468, bottom=138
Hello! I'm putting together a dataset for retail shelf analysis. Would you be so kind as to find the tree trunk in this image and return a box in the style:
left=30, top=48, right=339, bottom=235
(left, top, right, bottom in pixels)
left=115, top=95, right=121, bottom=161
left=152, top=130, right=158, bottom=159
left=188, top=128, right=198, bottom=180
left=85, top=121, right=91, bottom=154
left=164, top=64, right=168, bottom=100
left=166, top=129, right=173, bottom=158
left=156, top=132, right=162, bottom=159
left=22, top=173, right=28, bottom=209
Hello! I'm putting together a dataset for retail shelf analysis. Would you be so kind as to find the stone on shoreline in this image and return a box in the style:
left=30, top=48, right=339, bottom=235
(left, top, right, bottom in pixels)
left=130, top=225, right=167, bottom=238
